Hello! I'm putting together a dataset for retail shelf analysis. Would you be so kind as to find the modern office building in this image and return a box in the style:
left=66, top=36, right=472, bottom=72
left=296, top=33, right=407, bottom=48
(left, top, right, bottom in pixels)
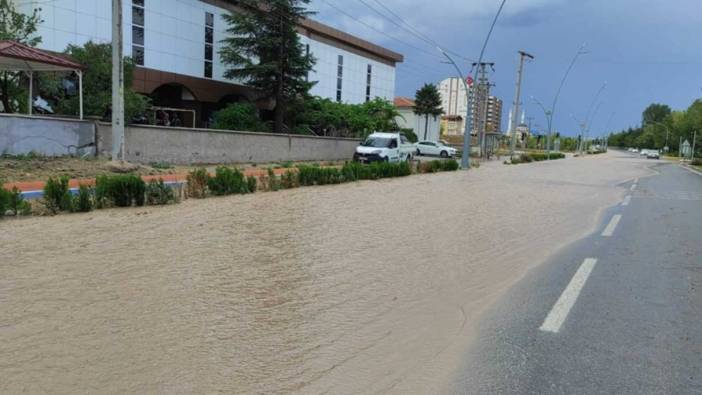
left=13, top=0, right=403, bottom=126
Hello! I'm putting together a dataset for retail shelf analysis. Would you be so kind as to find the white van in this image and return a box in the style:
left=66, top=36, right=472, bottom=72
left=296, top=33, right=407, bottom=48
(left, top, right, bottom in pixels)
left=353, top=132, right=415, bottom=163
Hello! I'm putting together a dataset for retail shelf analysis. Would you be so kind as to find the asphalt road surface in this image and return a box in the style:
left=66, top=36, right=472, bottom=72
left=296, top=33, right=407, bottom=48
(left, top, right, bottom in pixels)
left=454, top=160, right=702, bottom=394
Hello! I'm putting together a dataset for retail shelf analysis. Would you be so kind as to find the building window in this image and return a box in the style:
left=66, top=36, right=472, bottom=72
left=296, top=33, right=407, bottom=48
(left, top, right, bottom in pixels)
left=205, top=12, right=214, bottom=78
left=336, top=55, right=343, bottom=102
left=365, top=64, right=372, bottom=102
left=132, top=0, right=145, bottom=66
left=204, top=12, right=214, bottom=78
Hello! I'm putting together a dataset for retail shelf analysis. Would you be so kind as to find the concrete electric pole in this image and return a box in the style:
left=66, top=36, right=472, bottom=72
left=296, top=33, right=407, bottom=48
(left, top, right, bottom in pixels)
left=509, top=51, right=534, bottom=159
left=112, top=0, right=125, bottom=161
left=473, top=62, right=495, bottom=158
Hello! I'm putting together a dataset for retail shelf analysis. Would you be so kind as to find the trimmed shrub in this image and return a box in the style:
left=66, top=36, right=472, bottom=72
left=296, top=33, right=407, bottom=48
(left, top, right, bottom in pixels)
left=145, top=178, right=175, bottom=205
left=341, top=161, right=412, bottom=181
left=297, top=165, right=344, bottom=186
left=74, top=184, right=94, bottom=212
left=0, top=187, right=31, bottom=217
left=281, top=170, right=298, bottom=189
left=207, top=166, right=252, bottom=195
left=247, top=176, right=258, bottom=193
left=43, top=176, right=73, bottom=214
left=418, top=159, right=459, bottom=173
left=186, top=168, right=209, bottom=198
left=266, top=168, right=281, bottom=191
left=95, top=174, right=146, bottom=207
left=691, top=158, right=702, bottom=166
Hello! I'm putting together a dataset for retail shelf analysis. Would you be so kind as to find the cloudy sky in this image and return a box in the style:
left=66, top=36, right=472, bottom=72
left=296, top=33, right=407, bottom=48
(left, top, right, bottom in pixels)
left=308, top=0, right=702, bottom=136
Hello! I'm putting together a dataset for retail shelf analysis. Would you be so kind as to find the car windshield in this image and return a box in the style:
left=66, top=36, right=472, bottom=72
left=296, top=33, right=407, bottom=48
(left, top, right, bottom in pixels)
left=361, top=137, right=393, bottom=148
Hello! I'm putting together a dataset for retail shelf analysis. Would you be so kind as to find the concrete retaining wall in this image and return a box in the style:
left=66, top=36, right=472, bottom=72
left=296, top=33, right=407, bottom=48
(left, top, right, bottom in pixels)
left=0, top=114, right=96, bottom=156
left=97, top=123, right=360, bottom=164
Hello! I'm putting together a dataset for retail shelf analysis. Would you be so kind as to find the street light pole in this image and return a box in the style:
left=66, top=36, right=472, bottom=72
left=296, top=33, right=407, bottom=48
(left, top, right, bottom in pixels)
left=438, top=0, right=507, bottom=170
left=542, top=44, right=588, bottom=160
left=648, top=121, right=671, bottom=152
left=439, top=50, right=473, bottom=169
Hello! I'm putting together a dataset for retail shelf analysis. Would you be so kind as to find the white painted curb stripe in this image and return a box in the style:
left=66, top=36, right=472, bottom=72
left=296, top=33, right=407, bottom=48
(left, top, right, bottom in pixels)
left=622, top=195, right=632, bottom=206
left=601, top=214, right=622, bottom=237
left=539, top=258, right=598, bottom=333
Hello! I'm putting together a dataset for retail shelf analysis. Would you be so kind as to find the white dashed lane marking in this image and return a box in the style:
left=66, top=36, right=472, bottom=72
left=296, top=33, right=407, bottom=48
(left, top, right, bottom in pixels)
left=601, top=214, right=622, bottom=237
left=622, top=195, right=632, bottom=206
left=540, top=258, right=598, bottom=333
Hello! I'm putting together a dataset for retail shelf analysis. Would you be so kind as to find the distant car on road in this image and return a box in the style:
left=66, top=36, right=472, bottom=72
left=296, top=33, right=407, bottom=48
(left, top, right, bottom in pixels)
left=646, top=150, right=660, bottom=159
left=631, top=148, right=639, bottom=153
left=640, top=149, right=649, bottom=156
left=353, top=132, right=414, bottom=163
left=414, top=140, right=457, bottom=158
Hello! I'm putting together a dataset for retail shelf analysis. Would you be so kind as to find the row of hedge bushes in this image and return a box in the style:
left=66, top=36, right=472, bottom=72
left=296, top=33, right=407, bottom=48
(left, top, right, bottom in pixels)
left=42, top=174, right=177, bottom=215
left=506, top=152, right=566, bottom=165
left=3, top=159, right=461, bottom=218
left=186, top=166, right=257, bottom=198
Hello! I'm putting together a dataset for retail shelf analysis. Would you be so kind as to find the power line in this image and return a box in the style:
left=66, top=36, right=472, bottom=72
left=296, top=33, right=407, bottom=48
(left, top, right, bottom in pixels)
left=319, top=0, right=446, bottom=62
left=366, top=0, right=474, bottom=63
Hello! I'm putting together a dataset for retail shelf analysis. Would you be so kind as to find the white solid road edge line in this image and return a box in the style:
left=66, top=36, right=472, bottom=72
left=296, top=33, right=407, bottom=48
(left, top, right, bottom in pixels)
left=539, top=258, right=598, bottom=334
left=622, top=195, right=632, bottom=206
left=601, top=214, right=622, bottom=237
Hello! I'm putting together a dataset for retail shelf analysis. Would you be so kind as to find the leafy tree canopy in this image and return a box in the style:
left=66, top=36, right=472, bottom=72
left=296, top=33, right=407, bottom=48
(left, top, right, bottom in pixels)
left=0, top=0, right=42, bottom=113
left=40, top=41, right=150, bottom=121
left=220, top=0, right=315, bottom=133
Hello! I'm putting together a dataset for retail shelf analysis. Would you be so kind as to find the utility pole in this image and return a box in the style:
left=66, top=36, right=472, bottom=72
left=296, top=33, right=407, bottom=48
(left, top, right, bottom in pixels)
left=112, top=0, right=125, bottom=162
left=473, top=62, right=494, bottom=159
left=510, top=51, right=534, bottom=159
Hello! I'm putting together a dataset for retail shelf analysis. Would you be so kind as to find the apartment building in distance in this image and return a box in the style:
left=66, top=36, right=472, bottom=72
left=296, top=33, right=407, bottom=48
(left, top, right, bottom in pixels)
left=438, top=77, right=503, bottom=136
left=12, top=0, right=403, bottom=127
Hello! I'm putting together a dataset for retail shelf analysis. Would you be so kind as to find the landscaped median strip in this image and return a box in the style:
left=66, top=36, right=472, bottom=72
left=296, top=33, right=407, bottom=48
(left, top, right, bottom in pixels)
left=1, top=159, right=460, bottom=218
left=2, top=167, right=298, bottom=199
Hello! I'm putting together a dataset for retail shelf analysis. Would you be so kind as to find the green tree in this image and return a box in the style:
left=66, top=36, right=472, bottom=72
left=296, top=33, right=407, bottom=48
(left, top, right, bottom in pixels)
left=40, top=41, right=150, bottom=121
left=212, top=102, right=270, bottom=132
left=413, top=83, right=443, bottom=140
left=0, top=0, right=42, bottom=113
left=220, top=0, right=315, bottom=133
left=642, top=103, right=671, bottom=126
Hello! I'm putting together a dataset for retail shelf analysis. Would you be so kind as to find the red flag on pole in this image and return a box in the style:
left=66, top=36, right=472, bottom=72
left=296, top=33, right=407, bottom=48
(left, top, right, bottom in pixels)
left=466, top=75, right=474, bottom=86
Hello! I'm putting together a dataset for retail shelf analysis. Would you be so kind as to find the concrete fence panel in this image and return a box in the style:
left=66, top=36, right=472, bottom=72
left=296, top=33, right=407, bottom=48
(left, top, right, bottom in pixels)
left=0, top=114, right=96, bottom=156
left=97, top=123, right=360, bottom=165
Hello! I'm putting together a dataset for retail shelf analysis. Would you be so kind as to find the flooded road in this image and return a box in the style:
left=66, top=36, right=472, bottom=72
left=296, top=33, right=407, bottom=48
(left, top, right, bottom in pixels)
left=1, top=153, right=649, bottom=394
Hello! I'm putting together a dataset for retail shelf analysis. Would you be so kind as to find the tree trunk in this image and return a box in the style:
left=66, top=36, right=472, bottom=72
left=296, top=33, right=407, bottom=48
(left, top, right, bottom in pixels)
left=274, top=14, right=286, bottom=133
left=274, top=94, right=285, bottom=133
left=0, top=73, right=12, bottom=113
left=423, top=114, right=429, bottom=140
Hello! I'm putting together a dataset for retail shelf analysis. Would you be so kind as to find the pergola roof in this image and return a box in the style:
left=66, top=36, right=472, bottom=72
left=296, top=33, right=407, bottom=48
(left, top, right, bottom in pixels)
left=0, top=40, right=84, bottom=72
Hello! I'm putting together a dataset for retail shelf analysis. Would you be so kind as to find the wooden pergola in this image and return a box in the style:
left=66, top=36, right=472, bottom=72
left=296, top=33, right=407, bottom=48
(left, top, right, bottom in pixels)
left=0, top=40, right=85, bottom=119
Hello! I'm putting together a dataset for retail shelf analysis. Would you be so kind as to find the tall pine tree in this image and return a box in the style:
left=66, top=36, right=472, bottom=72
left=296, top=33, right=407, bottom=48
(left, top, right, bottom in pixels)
left=413, top=83, right=443, bottom=140
left=220, top=1, right=315, bottom=133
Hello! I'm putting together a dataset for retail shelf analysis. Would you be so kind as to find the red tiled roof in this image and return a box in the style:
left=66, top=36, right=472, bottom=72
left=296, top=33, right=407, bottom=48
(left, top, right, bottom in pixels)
left=0, top=40, right=84, bottom=70
left=394, top=97, right=415, bottom=107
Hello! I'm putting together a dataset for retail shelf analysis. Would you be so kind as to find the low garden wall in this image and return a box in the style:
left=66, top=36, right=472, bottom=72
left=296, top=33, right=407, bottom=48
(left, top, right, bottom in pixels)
left=0, top=114, right=96, bottom=156
left=97, top=123, right=360, bottom=165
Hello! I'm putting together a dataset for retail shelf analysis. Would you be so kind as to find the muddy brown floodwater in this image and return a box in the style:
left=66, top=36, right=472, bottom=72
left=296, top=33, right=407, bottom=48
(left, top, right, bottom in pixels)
left=0, top=152, right=650, bottom=394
